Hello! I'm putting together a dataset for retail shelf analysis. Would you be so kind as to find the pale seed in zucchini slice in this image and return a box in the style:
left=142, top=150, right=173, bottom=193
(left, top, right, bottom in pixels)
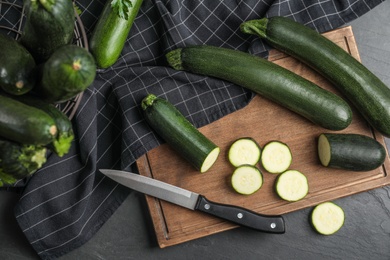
left=228, top=137, right=261, bottom=167
left=261, top=141, right=292, bottom=174
left=231, top=165, right=263, bottom=195
left=275, top=170, right=308, bottom=202
left=311, top=202, right=345, bottom=235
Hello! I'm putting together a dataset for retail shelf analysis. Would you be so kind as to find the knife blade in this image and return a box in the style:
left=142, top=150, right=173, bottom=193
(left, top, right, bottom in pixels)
left=100, top=169, right=285, bottom=234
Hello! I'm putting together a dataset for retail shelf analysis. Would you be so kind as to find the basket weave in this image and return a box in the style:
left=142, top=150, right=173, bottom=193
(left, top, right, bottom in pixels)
left=0, top=0, right=88, bottom=120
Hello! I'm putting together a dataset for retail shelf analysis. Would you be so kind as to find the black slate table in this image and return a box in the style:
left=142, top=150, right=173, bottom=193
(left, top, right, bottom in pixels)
left=1, top=2, right=390, bottom=259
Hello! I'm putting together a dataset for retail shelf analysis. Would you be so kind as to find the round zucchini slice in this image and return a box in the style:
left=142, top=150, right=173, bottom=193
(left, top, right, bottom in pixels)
left=311, top=202, right=345, bottom=235
left=231, top=165, right=263, bottom=195
left=261, top=141, right=292, bottom=174
left=228, top=137, right=261, bottom=167
left=275, top=170, right=308, bottom=201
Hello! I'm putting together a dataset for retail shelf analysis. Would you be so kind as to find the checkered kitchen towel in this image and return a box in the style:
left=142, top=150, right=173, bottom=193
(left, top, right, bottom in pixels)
left=0, top=0, right=385, bottom=258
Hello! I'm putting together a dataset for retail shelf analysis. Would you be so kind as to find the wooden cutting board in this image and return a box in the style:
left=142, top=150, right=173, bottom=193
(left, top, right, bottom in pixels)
left=136, top=26, right=390, bottom=248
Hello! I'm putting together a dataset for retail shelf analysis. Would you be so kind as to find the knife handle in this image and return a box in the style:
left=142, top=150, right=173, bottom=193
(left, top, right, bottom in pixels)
left=195, top=195, right=285, bottom=233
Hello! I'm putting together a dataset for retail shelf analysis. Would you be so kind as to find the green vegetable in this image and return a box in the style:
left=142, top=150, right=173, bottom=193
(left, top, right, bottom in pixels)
left=166, top=45, right=352, bottom=131
left=311, top=202, right=345, bottom=235
left=0, top=34, right=37, bottom=95
left=228, top=137, right=261, bottom=167
left=240, top=17, right=390, bottom=137
left=318, top=133, right=386, bottom=171
left=141, top=94, right=220, bottom=173
left=0, top=137, right=47, bottom=186
left=90, top=0, right=143, bottom=68
left=20, top=0, right=75, bottom=63
left=275, top=170, right=308, bottom=201
left=0, top=95, right=57, bottom=146
left=261, top=141, right=292, bottom=174
left=231, top=165, right=263, bottom=195
left=35, top=45, right=96, bottom=103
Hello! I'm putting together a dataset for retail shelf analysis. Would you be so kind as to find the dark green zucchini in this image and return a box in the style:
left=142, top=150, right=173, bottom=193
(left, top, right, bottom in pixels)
left=0, top=95, right=57, bottom=145
left=35, top=45, right=96, bottom=103
left=240, top=17, right=390, bottom=137
left=141, top=94, right=220, bottom=173
left=89, top=0, right=143, bottom=68
left=0, top=137, right=47, bottom=186
left=166, top=45, right=352, bottom=131
left=15, top=95, right=74, bottom=157
left=20, top=0, right=75, bottom=63
left=317, top=133, right=386, bottom=171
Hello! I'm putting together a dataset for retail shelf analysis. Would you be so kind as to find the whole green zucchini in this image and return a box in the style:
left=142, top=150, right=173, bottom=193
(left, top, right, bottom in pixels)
left=240, top=17, right=390, bottom=137
left=89, top=0, right=143, bottom=68
left=142, top=94, right=220, bottom=173
left=20, top=0, right=75, bottom=63
left=0, top=34, right=36, bottom=95
left=166, top=45, right=352, bottom=131
left=0, top=95, right=57, bottom=145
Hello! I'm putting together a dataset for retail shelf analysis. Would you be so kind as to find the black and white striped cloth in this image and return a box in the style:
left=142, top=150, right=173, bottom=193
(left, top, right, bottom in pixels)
left=0, top=0, right=385, bottom=258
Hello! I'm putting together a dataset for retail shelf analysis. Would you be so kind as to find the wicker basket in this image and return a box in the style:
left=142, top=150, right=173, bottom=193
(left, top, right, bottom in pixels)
left=0, top=0, right=88, bottom=120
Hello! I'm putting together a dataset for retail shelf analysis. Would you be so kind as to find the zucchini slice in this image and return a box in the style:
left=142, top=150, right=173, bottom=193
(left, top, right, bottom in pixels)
left=228, top=137, right=261, bottom=167
left=231, top=165, right=263, bottom=195
left=261, top=141, right=292, bottom=174
left=318, top=133, right=386, bottom=171
left=275, top=170, right=308, bottom=201
left=311, top=202, right=345, bottom=235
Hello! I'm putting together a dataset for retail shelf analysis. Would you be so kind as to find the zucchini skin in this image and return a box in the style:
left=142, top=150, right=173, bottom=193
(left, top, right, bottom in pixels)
left=89, top=0, right=143, bottom=68
left=0, top=95, right=57, bottom=145
left=20, top=0, right=75, bottom=63
left=241, top=17, right=390, bottom=137
left=0, top=34, right=36, bottom=95
left=142, top=94, right=219, bottom=172
left=318, top=133, right=386, bottom=171
left=166, top=45, right=352, bottom=131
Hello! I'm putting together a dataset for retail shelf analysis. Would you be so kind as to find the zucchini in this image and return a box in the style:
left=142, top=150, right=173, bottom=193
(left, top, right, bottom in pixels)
left=35, top=45, right=96, bottom=103
left=89, top=0, right=143, bottom=68
left=311, top=202, right=345, bottom=235
left=318, top=133, right=386, bottom=171
left=240, top=17, right=390, bottom=137
left=275, top=170, right=308, bottom=201
left=261, top=141, right=292, bottom=174
left=0, top=137, right=47, bottom=185
left=15, top=95, right=74, bottom=157
left=166, top=45, right=352, bottom=131
left=141, top=94, right=220, bottom=173
left=228, top=137, right=261, bottom=167
left=0, top=34, right=37, bottom=95
left=0, top=95, right=57, bottom=145
left=231, top=165, right=263, bottom=195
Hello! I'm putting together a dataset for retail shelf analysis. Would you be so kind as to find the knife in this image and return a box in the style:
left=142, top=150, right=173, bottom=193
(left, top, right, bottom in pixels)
left=100, top=169, right=285, bottom=234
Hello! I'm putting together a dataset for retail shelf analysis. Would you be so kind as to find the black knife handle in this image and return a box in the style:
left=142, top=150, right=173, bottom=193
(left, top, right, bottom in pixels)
left=195, top=195, right=285, bottom=233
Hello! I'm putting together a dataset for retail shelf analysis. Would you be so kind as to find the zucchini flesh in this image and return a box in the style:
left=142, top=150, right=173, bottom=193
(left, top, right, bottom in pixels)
left=261, top=141, right=292, bottom=174
left=231, top=165, right=263, bottom=195
left=141, top=94, right=220, bottom=173
left=228, top=137, right=261, bottom=167
left=318, top=133, right=386, bottom=171
left=275, top=170, right=308, bottom=201
left=166, top=45, right=352, bottom=131
left=241, top=17, right=390, bottom=137
left=311, top=202, right=344, bottom=235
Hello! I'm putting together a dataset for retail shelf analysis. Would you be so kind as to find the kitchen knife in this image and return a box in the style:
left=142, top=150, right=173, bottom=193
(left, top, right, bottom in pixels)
left=100, top=169, right=285, bottom=234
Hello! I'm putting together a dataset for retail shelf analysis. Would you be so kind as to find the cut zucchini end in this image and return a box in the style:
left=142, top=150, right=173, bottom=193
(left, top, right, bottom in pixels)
left=318, top=134, right=331, bottom=167
left=311, top=202, right=345, bottom=235
left=200, top=147, right=220, bottom=173
left=231, top=165, right=263, bottom=195
left=275, top=170, right=308, bottom=201
left=228, top=138, right=261, bottom=167
left=261, top=141, right=292, bottom=174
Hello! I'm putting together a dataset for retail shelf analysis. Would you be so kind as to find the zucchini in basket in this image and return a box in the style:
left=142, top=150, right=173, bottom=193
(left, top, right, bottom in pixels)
left=240, top=17, right=390, bottom=137
left=141, top=94, right=220, bottom=173
left=166, top=45, right=352, bottom=131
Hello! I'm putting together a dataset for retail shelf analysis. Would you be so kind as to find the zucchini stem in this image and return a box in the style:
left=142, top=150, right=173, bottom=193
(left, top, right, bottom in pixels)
left=165, top=48, right=184, bottom=70
left=240, top=18, right=269, bottom=39
left=141, top=93, right=157, bottom=110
